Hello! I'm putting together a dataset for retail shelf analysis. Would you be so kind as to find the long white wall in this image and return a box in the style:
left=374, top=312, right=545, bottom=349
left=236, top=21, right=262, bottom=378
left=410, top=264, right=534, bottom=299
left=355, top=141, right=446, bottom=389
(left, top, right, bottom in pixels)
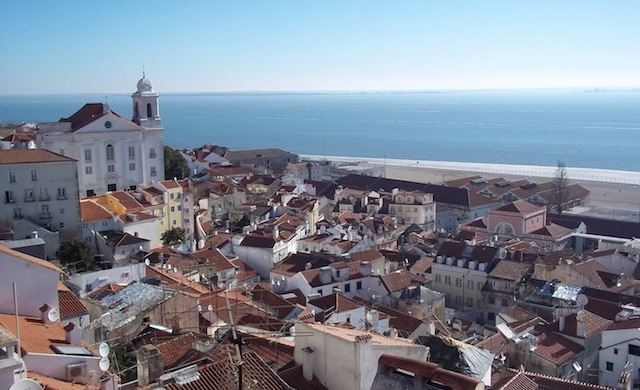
left=302, top=154, right=640, bottom=185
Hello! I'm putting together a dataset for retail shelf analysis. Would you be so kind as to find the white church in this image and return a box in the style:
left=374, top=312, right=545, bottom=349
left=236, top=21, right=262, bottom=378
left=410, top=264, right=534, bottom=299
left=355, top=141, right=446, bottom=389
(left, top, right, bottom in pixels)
left=36, top=73, right=165, bottom=197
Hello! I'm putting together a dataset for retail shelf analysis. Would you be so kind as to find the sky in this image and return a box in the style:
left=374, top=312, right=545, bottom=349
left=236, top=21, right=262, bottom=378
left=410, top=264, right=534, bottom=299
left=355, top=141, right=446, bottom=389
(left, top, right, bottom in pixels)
left=1, top=1, right=639, bottom=95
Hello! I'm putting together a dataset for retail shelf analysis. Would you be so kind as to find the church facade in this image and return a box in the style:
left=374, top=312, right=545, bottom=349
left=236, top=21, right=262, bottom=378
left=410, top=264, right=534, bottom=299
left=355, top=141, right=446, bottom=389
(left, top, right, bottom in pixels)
left=36, top=74, right=165, bottom=197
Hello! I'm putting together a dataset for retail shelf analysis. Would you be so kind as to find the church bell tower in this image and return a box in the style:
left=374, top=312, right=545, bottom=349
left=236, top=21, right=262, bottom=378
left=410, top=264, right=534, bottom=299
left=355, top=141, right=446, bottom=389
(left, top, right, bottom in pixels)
left=132, top=69, right=162, bottom=129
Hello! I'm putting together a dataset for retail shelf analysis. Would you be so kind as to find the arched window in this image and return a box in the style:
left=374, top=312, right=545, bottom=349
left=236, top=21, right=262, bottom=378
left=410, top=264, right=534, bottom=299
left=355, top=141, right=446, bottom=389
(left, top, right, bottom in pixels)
left=146, top=103, right=152, bottom=118
left=496, top=223, right=514, bottom=236
left=134, top=103, right=139, bottom=119
left=106, top=144, right=115, bottom=161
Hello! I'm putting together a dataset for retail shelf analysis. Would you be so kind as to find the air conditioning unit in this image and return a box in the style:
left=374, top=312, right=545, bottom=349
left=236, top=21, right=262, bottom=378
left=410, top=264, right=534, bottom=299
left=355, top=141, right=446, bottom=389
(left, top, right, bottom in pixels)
left=66, top=362, right=88, bottom=382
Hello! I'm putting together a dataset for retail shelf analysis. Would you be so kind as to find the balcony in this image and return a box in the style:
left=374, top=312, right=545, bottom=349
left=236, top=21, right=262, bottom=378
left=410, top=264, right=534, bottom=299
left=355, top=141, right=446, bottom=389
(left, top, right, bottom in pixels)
left=57, top=194, right=67, bottom=200
left=5, top=198, right=15, bottom=204
left=25, top=196, right=35, bottom=202
left=39, top=194, right=51, bottom=201
left=39, top=212, right=53, bottom=219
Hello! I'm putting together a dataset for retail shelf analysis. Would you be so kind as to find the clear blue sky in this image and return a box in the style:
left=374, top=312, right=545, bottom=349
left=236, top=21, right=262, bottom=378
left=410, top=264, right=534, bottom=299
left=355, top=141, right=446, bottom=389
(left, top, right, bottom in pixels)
left=1, top=1, right=639, bottom=94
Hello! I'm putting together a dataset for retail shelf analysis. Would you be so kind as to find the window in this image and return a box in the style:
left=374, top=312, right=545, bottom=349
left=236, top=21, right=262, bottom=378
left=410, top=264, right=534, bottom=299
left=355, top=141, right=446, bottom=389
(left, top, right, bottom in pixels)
left=445, top=276, right=451, bottom=285
left=30, top=169, right=37, bottom=181
left=86, top=189, right=95, bottom=197
left=128, top=146, right=135, bottom=160
left=501, top=298, right=509, bottom=307
left=456, top=278, right=462, bottom=287
left=317, top=289, right=323, bottom=296
left=488, top=312, right=495, bottom=321
left=477, top=281, right=484, bottom=290
left=129, top=163, right=135, bottom=171
left=107, top=184, right=116, bottom=192
left=172, top=220, right=177, bottom=225
left=39, top=189, right=49, bottom=200
left=455, top=296, right=461, bottom=305
left=346, top=316, right=351, bottom=324
left=356, top=281, right=362, bottom=290
left=170, top=193, right=175, bottom=200
left=84, top=149, right=92, bottom=163
left=606, top=362, right=614, bottom=371
left=129, top=185, right=136, bottom=191
left=344, top=283, right=351, bottom=293
left=57, top=188, right=66, bottom=199
left=9, top=172, right=16, bottom=183
left=149, top=148, right=156, bottom=158
left=146, top=103, right=152, bottom=118
left=435, top=274, right=442, bottom=284
left=466, top=298, right=473, bottom=307
left=629, top=344, right=640, bottom=356
left=60, top=208, right=65, bottom=214
left=25, top=189, right=34, bottom=201
left=488, top=296, right=495, bottom=304
left=108, top=164, right=115, bottom=173
left=5, top=191, right=15, bottom=203
left=59, top=222, right=64, bottom=228
left=171, top=206, right=175, bottom=212
left=106, top=144, right=115, bottom=161
left=150, top=167, right=157, bottom=177
left=177, top=205, right=182, bottom=211
left=614, top=348, right=619, bottom=355
left=13, top=207, right=22, bottom=219
left=85, top=166, right=93, bottom=174
left=467, top=280, right=474, bottom=289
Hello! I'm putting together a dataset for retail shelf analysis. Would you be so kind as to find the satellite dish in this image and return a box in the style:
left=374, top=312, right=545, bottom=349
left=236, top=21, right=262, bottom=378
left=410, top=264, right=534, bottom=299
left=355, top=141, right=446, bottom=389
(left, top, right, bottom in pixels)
left=10, top=379, right=43, bottom=390
left=98, top=342, right=110, bottom=358
left=197, top=305, right=202, bottom=312
left=144, top=259, right=150, bottom=266
left=576, top=294, right=589, bottom=307
left=207, top=304, right=213, bottom=312
left=99, top=356, right=110, bottom=371
left=47, top=308, right=60, bottom=322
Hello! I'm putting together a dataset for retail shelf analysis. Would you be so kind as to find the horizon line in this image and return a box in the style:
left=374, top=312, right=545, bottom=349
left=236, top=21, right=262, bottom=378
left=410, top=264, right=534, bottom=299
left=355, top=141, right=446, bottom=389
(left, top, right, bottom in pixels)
left=2, top=86, right=640, bottom=97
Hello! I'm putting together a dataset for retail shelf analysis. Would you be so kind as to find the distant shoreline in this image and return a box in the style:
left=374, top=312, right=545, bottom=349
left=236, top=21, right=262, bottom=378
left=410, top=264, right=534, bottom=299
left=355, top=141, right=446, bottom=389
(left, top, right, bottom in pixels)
left=301, top=154, right=640, bottom=185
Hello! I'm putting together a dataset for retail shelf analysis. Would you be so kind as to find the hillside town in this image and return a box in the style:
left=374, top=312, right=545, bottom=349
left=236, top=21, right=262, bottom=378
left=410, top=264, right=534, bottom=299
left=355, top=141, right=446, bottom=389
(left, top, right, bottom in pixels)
left=2, top=75, right=640, bottom=390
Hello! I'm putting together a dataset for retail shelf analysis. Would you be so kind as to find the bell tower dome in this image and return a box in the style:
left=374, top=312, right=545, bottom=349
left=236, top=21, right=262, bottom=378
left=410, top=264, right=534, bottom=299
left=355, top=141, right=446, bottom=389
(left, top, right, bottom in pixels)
left=132, top=69, right=161, bottom=129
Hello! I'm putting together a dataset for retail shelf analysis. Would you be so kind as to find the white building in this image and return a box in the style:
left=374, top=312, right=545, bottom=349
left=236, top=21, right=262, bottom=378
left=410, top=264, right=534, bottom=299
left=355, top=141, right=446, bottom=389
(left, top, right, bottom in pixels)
left=0, top=149, right=81, bottom=245
left=599, top=319, right=640, bottom=388
left=36, top=73, right=164, bottom=196
left=388, top=189, right=436, bottom=229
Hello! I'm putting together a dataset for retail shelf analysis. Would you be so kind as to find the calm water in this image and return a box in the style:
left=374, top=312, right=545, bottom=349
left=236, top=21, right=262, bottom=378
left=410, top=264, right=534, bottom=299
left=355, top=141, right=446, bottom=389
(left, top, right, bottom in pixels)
left=1, top=90, right=638, bottom=171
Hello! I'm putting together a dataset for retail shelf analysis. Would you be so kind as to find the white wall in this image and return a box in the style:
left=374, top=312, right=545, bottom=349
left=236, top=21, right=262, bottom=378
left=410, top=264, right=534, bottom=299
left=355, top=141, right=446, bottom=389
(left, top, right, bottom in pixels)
left=0, top=250, right=59, bottom=317
left=600, top=329, right=640, bottom=388
left=24, top=353, right=101, bottom=385
left=67, top=263, right=146, bottom=298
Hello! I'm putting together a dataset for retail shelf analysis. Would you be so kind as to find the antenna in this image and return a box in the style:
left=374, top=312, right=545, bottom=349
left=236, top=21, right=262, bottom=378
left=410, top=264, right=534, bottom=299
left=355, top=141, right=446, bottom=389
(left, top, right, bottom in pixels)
left=99, top=356, right=111, bottom=371
left=10, top=379, right=43, bottom=390
left=99, top=342, right=110, bottom=358
left=47, top=307, right=60, bottom=323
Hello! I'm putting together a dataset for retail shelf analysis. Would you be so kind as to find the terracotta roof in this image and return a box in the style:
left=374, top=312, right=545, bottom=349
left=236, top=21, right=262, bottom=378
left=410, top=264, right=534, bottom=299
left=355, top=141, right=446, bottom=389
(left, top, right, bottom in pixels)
left=251, top=285, right=298, bottom=320
left=231, top=258, right=258, bottom=283
left=145, top=266, right=212, bottom=296
left=2, top=132, right=35, bottom=142
left=118, top=211, right=156, bottom=223
left=243, top=334, right=296, bottom=372
left=302, top=322, right=417, bottom=346
left=80, top=200, right=114, bottom=222
left=108, top=191, right=143, bottom=211
left=531, top=329, right=583, bottom=365
left=0, top=314, right=95, bottom=355
left=494, top=200, right=543, bottom=215
left=156, top=333, right=197, bottom=368
left=57, top=290, right=88, bottom=319
left=0, top=243, right=62, bottom=273
left=279, top=365, right=327, bottom=390
left=0, top=149, right=76, bottom=164
left=85, top=284, right=125, bottom=300
left=547, top=214, right=640, bottom=240
left=308, top=292, right=363, bottom=314
left=192, top=248, right=236, bottom=272
left=521, top=369, right=614, bottom=390
left=529, top=223, right=573, bottom=237
left=379, top=270, right=420, bottom=293
left=28, top=371, right=99, bottom=390
left=240, top=234, right=278, bottom=248
left=58, top=103, right=132, bottom=131
left=349, top=249, right=384, bottom=263
left=489, top=260, right=532, bottom=281
left=560, top=310, right=612, bottom=339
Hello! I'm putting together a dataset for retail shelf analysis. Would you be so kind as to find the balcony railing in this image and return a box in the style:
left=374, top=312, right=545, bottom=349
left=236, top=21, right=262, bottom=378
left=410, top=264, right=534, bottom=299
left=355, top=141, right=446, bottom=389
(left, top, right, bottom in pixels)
left=25, top=196, right=35, bottom=202
left=39, top=194, right=51, bottom=201
left=57, top=194, right=67, bottom=200
left=39, top=212, right=53, bottom=219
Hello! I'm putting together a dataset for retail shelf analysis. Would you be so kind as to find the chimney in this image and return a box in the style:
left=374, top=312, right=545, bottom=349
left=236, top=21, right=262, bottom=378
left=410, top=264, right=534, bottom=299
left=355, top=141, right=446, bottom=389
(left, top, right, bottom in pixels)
left=369, top=309, right=380, bottom=331
left=64, top=322, right=82, bottom=345
left=360, top=261, right=372, bottom=277
left=576, top=315, right=585, bottom=338
left=559, top=314, right=566, bottom=332
left=319, top=266, right=332, bottom=285
left=305, top=262, right=312, bottom=270
left=137, top=345, right=164, bottom=386
left=273, top=225, right=280, bottom=239
left=301, top=346, right=314, bottom=382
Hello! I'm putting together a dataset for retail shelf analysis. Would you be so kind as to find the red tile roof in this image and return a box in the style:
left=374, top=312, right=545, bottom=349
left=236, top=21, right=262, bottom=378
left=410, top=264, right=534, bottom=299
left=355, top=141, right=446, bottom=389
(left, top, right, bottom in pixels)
left=308, top=292, right=363, bottom=314
left=560, top=310, right=612, bottom=339
left=57, top=289, right=88, bottom=319
left=0, top=149, right=76, bottom=164
left=192, top=248, right=235, bottom=272
left=80, top=200, right=113, bottom=222
left=494, top=200, right=544, bottom=215
left=531, top=329, right=583, bottom=365
left=279, top=365, right=327, bottom=390
left=28, top=371, right=100, bottom=390
left=379, top=270, right=420, bottom=293
left=489, top=260, right=532, bottom=281
left=156, top=333, right=197, bottom=368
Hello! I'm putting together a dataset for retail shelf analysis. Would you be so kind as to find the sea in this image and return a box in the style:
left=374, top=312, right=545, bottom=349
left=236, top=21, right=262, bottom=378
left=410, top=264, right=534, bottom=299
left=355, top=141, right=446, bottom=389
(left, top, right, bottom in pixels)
left=0, top=90, right=639, bottom=172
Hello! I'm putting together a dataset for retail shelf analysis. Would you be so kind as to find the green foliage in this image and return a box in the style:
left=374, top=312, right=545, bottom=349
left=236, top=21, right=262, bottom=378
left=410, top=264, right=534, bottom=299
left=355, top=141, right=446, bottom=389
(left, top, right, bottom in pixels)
left=161, top=227, right=186, bottom=246
left=164, top=146, right=189, bottom=180
left=57, top=239, right=95, bottom=271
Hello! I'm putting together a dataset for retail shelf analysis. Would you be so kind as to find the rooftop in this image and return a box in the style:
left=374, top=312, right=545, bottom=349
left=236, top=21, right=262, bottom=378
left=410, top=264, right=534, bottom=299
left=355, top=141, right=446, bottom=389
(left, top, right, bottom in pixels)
left=0, top=148, right=76, bottom=164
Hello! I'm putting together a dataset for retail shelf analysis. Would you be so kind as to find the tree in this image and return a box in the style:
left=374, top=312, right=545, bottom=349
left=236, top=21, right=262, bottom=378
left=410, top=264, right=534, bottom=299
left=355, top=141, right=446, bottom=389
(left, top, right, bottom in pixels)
left=57, top=239, right=95, bottom=271
left=164, top=146, right=189, bottom=180
left=552, top=159, right=568, bottom=214
left=161, top=227, right=186, bottom=246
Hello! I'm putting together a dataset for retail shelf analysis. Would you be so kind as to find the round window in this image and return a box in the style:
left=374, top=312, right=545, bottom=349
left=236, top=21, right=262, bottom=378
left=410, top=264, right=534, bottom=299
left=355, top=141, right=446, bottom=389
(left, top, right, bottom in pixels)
left=104, top=121, right=112, bottom=128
